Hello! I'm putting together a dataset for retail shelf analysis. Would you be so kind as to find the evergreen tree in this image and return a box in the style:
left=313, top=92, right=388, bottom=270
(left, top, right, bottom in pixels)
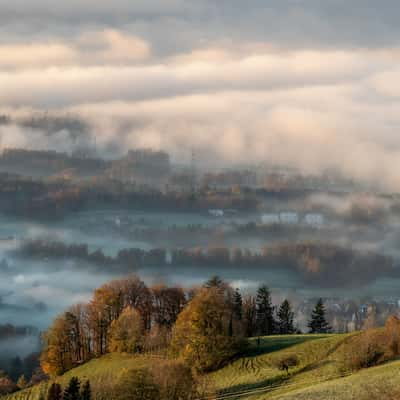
left=256, top=285, right=275, bottom=335
left=47, top=383, right=62, bottom=400
left=277, top=300, right=295, bottom=334
left=233, top=288, right=243, bottom=321
left=63, top=377, right=80, bottom=400
left=204, top=275, right=224, bottom=289
left=81, top=380, right=91, bottom=400
left=308, top=299, right=331, bottom=333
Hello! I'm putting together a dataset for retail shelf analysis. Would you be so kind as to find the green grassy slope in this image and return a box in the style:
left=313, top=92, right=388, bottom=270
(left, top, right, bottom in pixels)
left=274, top=359, right=400, bottom=400
left=4, top=333, right=400, bottom=400
left=211, top=334, right=354, bottom=398
left=2, top=353, right=154, bottom=400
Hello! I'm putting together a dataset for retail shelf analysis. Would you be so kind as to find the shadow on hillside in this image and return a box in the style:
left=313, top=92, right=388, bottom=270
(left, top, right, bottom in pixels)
left=218, top=374, right=289, bottom=397
left=245, top=335, right=328, bottom=357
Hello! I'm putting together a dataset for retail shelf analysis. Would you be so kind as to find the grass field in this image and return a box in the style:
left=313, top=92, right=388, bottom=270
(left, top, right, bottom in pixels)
left=1, top=353, right=155, bottom=400
left=3, top=332, right=400, bottom=400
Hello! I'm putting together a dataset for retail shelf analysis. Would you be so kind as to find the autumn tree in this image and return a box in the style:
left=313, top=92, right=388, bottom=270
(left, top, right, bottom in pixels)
left=0, top=371, right=17, bottom=395
left=108, top=307, right=144, bottom=353
left=151, top=360, right=198, bottom=400
left=41, top=314, right=76, bottom=376
left=308, top=299, right=331, bottom=334
left=277, top=300, right=295, bottom=334
left=16, top=375, right=27, bottom=390
left=170, top=287, right=243, bottom=372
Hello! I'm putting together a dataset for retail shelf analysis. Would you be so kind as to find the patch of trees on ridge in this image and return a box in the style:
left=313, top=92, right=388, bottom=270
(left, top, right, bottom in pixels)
left=0, top=173, right=258, bottom=219
left=18, top=240, right=398, bottom=287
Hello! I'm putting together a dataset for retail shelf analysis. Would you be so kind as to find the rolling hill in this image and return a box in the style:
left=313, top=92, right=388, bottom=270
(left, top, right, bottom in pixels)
left=3, top=332, right=400, bottom=400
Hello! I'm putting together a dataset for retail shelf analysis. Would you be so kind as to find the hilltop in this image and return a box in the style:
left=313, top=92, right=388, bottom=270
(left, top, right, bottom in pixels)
left=4, top=331, right=400, bottom=400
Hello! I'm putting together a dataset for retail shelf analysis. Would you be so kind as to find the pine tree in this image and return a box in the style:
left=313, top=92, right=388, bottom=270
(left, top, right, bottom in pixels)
left=81, top=380, right=91, bottom=400
left=277, top=300, right=295, bottom=334
left=47, top=383, right=62, bottom=400
left=308, top=299, right=331, bottom=333
left=63, top=377, right=80, bottom=400
left=233, top=288, right=243, bottom=321
left=256, top=285, right=275, bottom=335
left=204, top=275, right=224, bottom=289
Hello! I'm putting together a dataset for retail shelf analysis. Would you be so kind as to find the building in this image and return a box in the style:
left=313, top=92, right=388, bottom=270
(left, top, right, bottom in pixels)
left=279, top=212, right=299, bottom=225
left=261, top=214, right=280, bottom=225
left=209, top=209, right=224, bottom=217
left=304, top=213, right=324, bottom=228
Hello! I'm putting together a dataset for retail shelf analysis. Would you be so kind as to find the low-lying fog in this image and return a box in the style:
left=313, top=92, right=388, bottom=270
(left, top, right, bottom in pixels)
left=1, top=191, right=400, bottom=334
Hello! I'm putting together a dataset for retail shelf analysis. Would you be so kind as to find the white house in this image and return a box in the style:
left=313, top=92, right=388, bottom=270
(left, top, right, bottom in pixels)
left=279, top=212, right=299, bottom=225
left=304, top=213, right=324, bottom=228
left=209, top=209, right=224, bottom=217
left=261, top=213, right=280, bottom=225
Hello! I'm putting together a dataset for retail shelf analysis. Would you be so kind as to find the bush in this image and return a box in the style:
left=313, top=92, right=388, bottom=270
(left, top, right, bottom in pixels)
left=271, top=355, right=299, bottom=375
left=151, top=360, right=199, bottom=400
left=342, top=330, right=386, bottom=371
left=114, top=368, right=160, bottom=400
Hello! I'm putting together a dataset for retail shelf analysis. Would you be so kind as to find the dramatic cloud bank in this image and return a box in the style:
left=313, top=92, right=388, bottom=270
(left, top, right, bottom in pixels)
left=1, top=1, right=400, bottom=188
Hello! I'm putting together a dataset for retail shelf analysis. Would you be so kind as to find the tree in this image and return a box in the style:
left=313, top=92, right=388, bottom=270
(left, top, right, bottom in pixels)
left=170, top=287, right=243, bottom=372
left=308, top=299, right=331, bottom=333
left=233, top=288, right=243, bottom=321
left=256, top=286, right=275, bottom=335
left=108, top=307, right=144, bottom=353
left=63, top=377, right=81, bottom=400
left=114, top=368, right=160, bottom=400
left=16, top=375, right=27, bottom=390
left=47, top=383, right=62, bottom=400
left=151, top=285, right=186, bottom=328
left=243, top=295, right=257, bottom=337
left=41, top=314, right=75, bottom=376
left=151, top=360, right=198, bottom=400
left=204, top=275, right=224, bottom=289
left=0, top=371, right=17, bottom=395
left=81, top=380, right=91, bottom=400
left=271, top=354, right=299, bottom=375
left=277, top=300, right=295, bottom=334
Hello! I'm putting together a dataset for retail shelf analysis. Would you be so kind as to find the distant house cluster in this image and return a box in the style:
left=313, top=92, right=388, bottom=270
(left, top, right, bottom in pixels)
left=261, top=212, right=325, bottom=228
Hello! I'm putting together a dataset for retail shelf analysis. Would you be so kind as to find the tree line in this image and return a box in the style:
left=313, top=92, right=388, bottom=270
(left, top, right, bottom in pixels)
left=40, top=274, right=331, bottom=379
left=19, top=240, right=397, bottom=288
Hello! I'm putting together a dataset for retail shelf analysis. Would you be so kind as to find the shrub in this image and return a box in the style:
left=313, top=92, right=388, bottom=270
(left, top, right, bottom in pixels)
left=114, top=368, right=160, bottom=400
left=271, top=355, right=299, bottom=375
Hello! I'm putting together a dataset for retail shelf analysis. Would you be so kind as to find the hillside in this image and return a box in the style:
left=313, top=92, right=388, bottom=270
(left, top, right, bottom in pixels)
left=4, top=332, right=400, bottom=400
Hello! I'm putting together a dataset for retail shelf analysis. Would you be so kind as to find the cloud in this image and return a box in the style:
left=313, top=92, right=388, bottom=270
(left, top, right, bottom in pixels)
left=0, top=1, right=399, bottom=190
left=0, top=30, right=150, bottom=70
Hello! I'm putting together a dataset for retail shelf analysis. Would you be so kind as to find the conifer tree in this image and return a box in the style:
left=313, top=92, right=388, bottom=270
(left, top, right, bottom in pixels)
left=204, top=275, right=224, bottom=289
left=255, top=285, right=275, bottom=335
left=47, top=383, right=62, bottom=400
left=308, top=299, right=331, bottom=333
left=63, top=377, right=80, bottom=400
left=233, top=288, right=243, bottom=321
left=277, top=300, right=295, bottom=334
left=81, top=380, right=91, bottom=400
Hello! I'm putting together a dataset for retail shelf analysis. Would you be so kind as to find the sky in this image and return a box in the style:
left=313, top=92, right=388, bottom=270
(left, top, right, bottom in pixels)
left=1, top=1, right=400, bottom=188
